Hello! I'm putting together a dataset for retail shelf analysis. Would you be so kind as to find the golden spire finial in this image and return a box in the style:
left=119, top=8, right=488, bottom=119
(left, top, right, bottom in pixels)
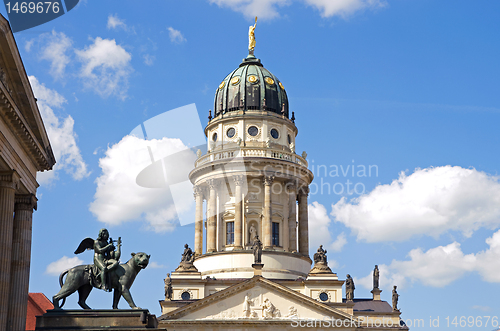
left=248, top=16, right=257, bottom=55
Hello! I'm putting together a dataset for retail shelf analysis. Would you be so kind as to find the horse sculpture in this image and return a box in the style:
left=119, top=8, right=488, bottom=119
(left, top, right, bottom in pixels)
left=52, top=252, right=150, bottom=309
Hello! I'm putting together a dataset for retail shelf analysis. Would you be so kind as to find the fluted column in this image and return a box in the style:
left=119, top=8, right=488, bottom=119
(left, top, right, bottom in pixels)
left=233, top=175, right=244, bottom=249
left=287, top=183, right=297, bottom=253
left=298, top=187, right=309, bottom=256
left=206, top=179, right=218, bottom=253
left=263, top=175, right=274, bottom=249
left=0, top=171, right=19, bottom=330
left=7, top=194, right=36, bottom=331
left=193, top=186, right=204, bottom=256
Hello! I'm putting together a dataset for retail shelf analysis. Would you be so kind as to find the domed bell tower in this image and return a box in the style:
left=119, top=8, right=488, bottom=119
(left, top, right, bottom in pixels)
left=189, top=23, right=313, bottom=280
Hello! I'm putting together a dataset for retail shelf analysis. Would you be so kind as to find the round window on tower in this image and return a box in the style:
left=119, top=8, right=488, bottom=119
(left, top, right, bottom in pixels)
left=248, top=126, right=259, bottom=137
left=227, top=127, right=236, bottom=138
left=287, top=134, right=292, bottom=144
left=181, top=291, right=191, bottom=300
left=212, top=132, right=218, bottom=142
left=319, top=292, right=329, bottom=302
left=270, top=128, right=279, bottom=139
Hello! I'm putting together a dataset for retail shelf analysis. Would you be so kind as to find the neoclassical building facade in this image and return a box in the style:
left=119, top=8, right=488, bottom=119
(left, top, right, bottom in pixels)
left=158, top=34, right=407, bottom=330
left=0, top=14, right=56, bottom=331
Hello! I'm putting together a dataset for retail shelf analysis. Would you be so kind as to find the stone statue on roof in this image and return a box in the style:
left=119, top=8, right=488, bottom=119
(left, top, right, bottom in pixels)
left=345, top=274, right=355, bottom=302
left=252, top=235, right=263, bottom=264
left=392, top=285, right=400, bottom=311
left=373, top=265, right=380, bottom=289
left=248, top=17, right=257, bottom=55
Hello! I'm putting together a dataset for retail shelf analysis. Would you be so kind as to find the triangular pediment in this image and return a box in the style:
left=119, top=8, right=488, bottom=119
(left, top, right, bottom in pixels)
left=161, top=276, right=353, bottom=322
left=0, top=15, right=55, bottom=171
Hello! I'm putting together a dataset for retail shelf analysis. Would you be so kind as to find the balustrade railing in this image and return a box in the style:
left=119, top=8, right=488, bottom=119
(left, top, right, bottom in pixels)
left=194, top=147, right=308, bottom=167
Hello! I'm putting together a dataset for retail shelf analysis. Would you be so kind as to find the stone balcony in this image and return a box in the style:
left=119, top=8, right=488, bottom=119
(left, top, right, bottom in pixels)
left=195, top=147, right=308, bottom=168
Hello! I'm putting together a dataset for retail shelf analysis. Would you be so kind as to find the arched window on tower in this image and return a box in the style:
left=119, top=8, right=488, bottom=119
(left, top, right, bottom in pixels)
left=272, top=222, right=279, bottom=246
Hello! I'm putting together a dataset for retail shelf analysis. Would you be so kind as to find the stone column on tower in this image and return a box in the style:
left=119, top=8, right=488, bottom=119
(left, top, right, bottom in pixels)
left=0, top=171, right=19, bottom=330
left=287, top=183, right=298, bottom=252
left=7, top=194, right=37, bottom=331
left=206, top=179, right=218, bottom=253
left=194, top=186, right=205, bottom=256
left=298, top=186, right=309, bottom=256
left=263, top=175, right=274, bottom=249
left=233, top=175, right=244, bottom=249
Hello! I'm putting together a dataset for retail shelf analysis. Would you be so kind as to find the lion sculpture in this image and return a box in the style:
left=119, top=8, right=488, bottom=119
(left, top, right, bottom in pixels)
left=53, top=252, right=150, bottom=310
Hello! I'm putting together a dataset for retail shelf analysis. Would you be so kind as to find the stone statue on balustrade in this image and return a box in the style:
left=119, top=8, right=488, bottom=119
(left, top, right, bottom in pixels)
left=164, top=273, right=172, bottom=300
left=52, top=228, right=150, bottom=310
left=309, top=245, right=333, bottom=274
left=392, top=285, right=400, bottom=311
left=175, top=244, right=198, bottom=272
left=373, top=265, right=380, bottom=289
left=345, top=274, right=355, bottom=302
left=252, top=235, right=263, bottom=264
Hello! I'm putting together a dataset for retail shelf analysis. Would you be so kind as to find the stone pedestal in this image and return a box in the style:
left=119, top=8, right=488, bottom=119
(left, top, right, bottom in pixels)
left=371, top=288, right=382, bottom=301
left=252, top=263, right=264, bottom=276
left=35, top=309, right=158, bottom=330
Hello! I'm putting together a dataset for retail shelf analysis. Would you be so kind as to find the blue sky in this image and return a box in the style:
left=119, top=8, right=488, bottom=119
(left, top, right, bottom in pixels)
left=2, top=0, right=500, bottom=328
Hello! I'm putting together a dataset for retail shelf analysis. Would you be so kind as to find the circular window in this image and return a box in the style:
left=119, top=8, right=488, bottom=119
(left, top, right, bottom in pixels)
left=319, top=292, right=329, bottom=302
left=230, top=76, right=240, bottom=85
left=287, top=134, right=292, bottom=144
left=270, top=129, right=279, bottom=139
left=219, top=81, right=225, bottom=89
left=248, top=75, right=258, bottom=84
left=181, top=291, right=191, bottom=300
left=227, top=128, right=235, bottom=138
left=212, top=132, right=218, bottom=142
left=248, top=126, right=259, bottom=137
left=265, top=77, right=275, bottom=85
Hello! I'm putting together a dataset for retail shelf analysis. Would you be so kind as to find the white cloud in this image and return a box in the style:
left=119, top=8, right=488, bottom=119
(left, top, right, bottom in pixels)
left=148, top=261, right=166, bottom=269
left=29, top=76, right=90, bottom=184
left=330, top=232, right=347, bottom=252
left=75, top=37, right=132, bottom=100
left=39, top=31, right=73, bottom=79
left=89, top=135, right=191, bottom=232
left=332, top=166, right=500, bottom=243
left=308, top=202, right=346, bottom=267
left=303, top=0, right=386, bottom=18
left=107, top=14, right=127, bottom=30
left=45, top=256, right=83, bottom=276
left=25, top=39, right=34, bottom=52
left=208, top=0, right=385, bottom=19
left=309, top=201, right=332, bottom=248
left=208, top=0, right=289, bottom=19
left=167, top=27, right=186, bottom=44
left=143, top=54, right=155, bottom=66
left=357, top=230, right=500, bottom=290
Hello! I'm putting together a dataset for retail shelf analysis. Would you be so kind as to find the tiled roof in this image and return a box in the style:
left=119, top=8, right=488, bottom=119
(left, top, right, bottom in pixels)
left=26, top=293, right=53, bottom=330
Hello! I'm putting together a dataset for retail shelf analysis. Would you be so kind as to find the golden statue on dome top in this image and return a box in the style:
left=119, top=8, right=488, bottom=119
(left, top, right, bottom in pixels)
left=248, top=16, right=257, bottom=55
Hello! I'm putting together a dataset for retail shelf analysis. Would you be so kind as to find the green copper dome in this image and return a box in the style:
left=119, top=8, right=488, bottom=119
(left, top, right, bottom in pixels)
left=214, top=55, right=289, bottom=118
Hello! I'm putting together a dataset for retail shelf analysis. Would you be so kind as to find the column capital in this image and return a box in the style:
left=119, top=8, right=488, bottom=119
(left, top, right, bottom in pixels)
left=298, top=186, right=309, bottom=197
left=285, top=181, right=297, bottom=193
left=14, top=194, right=37, bottom=211
left=206, top=178, right=219, bottom=190
left=0, top=170, right=20, bottom=190
left=263, top=175, right=275, bottom=186
left=193, top=185, right=205, bottom=199
left=233, top=175, right=245, bottom=186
